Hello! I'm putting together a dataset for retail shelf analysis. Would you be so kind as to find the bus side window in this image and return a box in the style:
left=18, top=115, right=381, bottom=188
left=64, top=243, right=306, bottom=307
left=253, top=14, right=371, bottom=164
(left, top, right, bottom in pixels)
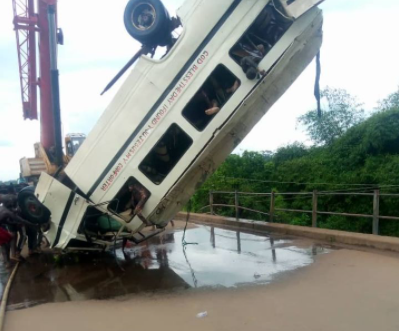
left=182, top=65, right=240, bottom=131
left=139, top=124, right=193, bottom=185
left=229, top=3, right=292, bottom=75
left=108, top=177, right=151, bottom=223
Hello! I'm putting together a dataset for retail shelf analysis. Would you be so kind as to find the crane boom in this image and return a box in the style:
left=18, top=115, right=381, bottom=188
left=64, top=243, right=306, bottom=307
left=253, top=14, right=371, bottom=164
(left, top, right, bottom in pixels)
left=14, top=0, right=87, bottom=181
left=12, top=0, right=58, bottom=152
left=12, top=0, right=38, bottom=120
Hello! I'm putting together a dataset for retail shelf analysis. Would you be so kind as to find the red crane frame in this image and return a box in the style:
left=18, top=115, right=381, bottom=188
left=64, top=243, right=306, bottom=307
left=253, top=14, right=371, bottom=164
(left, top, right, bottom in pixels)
left=12, top=0, right=38, bottom=120
left=12, top=0, right=58, bottom=150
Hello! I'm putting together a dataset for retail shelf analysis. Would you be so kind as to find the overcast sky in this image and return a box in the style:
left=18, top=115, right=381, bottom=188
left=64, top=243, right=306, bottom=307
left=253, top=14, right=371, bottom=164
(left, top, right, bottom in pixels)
left=0, top=0, right=398, bottom=181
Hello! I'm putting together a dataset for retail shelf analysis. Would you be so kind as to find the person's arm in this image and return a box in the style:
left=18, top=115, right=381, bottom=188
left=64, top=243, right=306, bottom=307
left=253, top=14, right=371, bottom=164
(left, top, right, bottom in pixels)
left=126, top=199, right=133, bottom=212
left=128, top=190, right=138, bottom=215
left=201, top=90, right=212, bottom=108
left=134, top=188, right=150, bottom=215
left=226, top=80, right=240, bottom=94
left=11, top=213, right=38, bottom=229
left=0, top=209, right=16, bottom=225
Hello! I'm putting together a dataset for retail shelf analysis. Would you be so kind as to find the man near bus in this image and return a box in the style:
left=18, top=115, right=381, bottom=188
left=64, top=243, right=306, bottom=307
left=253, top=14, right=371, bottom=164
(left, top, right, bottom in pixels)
left=0, top=195, right=37, bottom=266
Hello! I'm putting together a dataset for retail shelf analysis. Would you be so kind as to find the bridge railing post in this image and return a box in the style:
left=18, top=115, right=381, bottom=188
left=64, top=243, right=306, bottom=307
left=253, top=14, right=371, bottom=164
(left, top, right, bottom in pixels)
left=269, top=191, right=275, bottom=223
left=209, top=191, right=214, bottom=215
left=235, top=190, right=239, bottom=221
left=373, top=189, right=380, bottom=235
left=312, top=190, right=318, bottom=228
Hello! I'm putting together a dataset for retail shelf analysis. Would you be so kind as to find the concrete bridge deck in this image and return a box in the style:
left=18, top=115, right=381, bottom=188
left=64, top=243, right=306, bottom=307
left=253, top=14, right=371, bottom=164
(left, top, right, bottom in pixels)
left=3, top=219, right=399, bottom=331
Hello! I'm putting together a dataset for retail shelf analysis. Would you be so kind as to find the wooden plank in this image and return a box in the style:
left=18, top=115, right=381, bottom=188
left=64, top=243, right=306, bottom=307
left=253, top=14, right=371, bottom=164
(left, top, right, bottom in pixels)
left=275, top=208, right=312, bottom=213
left=275, top=192, right=313, bottom=196
left=379, top=215, right=399, bottom=221
left=318, top=192, right=374, bottom=196
left=213, top=191, right=271, bottom=196
left=317, top=211, right=374, bottom=219
left=209, top=204, right=269, bottom=216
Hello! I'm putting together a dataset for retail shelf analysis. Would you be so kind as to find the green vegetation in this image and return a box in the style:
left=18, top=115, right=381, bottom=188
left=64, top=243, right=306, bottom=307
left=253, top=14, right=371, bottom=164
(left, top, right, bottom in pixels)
left=298, top=87, right=365, bottom=146
left=190, top=87, right=399, bottom=237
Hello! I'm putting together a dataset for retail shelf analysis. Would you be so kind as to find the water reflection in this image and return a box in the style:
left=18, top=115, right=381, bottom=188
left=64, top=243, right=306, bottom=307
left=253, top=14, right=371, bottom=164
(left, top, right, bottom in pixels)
left=270, top=237, right=277, bottom=263
left=236, top=231, right=241, bottom=254
left=4, top=224, right=331, bottom=311
left=183, top=247, right=198, bottom=288
left=169, top=226, right=330, bottom=288
left=118, top=225, right=330, bottom=288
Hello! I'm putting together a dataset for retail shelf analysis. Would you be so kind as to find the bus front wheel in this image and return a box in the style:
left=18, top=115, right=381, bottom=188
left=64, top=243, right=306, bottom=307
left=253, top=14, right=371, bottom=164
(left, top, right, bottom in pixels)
left=18, top=186, right=51, bottom=225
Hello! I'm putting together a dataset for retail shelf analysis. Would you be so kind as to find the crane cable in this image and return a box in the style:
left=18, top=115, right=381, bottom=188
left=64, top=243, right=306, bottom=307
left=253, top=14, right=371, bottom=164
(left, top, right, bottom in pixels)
left=182, top=201, right=198, bottom=247
left=314, top=51, right=322, bottom=117
left=0, top=262, right=19, bottom=331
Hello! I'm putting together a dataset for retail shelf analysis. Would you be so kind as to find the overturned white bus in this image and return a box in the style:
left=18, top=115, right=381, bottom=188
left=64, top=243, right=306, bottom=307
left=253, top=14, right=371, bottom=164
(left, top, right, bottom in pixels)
left=19, top=0, right=324, bottom=251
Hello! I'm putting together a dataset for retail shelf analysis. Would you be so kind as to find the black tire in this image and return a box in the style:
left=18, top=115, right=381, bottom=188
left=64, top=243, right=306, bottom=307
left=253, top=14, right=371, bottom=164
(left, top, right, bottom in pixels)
left=18, top=186, right=51, bottom=225
left=124, top=0, right=171, bottom=46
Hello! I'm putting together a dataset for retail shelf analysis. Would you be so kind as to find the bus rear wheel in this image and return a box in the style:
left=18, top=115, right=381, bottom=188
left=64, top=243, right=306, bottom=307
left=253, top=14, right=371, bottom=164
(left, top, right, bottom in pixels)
left=124, top=0, right=171, bottom=46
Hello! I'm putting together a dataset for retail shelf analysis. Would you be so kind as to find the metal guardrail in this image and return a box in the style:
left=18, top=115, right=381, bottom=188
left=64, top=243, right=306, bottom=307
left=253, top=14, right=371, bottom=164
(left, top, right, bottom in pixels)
left=203, top=190, right=399, bottom=235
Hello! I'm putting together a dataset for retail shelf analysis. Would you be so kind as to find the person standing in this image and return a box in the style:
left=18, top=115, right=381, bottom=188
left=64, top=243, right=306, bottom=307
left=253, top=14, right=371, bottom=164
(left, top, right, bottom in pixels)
left=0, top=195, right=37, bottom=264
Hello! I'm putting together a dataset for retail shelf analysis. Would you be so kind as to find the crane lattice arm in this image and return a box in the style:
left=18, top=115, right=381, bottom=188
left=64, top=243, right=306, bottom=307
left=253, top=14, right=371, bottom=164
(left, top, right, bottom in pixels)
left=12, top=0, right=38, bottom=120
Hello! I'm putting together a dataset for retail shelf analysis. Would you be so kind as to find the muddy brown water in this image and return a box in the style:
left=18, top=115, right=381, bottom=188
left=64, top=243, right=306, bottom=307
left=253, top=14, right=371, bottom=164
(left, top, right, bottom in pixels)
left=0, top=223, right=332, bottom=310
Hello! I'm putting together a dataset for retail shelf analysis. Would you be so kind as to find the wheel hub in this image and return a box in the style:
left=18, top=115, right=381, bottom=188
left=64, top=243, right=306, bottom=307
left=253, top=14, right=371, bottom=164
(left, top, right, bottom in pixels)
left=24, top=196, right=41, bottom=216
left=132, top=3, right=157, bottom=31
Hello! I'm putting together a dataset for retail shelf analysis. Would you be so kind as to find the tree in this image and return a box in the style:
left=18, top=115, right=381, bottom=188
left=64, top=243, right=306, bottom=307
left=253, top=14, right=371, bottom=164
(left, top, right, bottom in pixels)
left=298, top=87, right=365, bottom=146
left=273, top=142, right=308, bottom=165
left=377, top=86, right=399, bottom=111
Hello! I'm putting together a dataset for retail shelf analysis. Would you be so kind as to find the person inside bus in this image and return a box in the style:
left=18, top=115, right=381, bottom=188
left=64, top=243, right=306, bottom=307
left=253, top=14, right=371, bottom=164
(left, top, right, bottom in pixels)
left=140, top=129, right=176, bottom=183
left=182, top=67, right=240, bottom=129
left=202, top=89, right=220, bottom=116
left=203, top=73, right=240, bottom=116
left=240, top=55, right=266, bottom=80
left=140, top=140, right=171, bottom=184
left=124, top=180, right=152, bottom=226
left=231, top=40, right=267, bottom=80
left=232, top=40, right=266, bottom=60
